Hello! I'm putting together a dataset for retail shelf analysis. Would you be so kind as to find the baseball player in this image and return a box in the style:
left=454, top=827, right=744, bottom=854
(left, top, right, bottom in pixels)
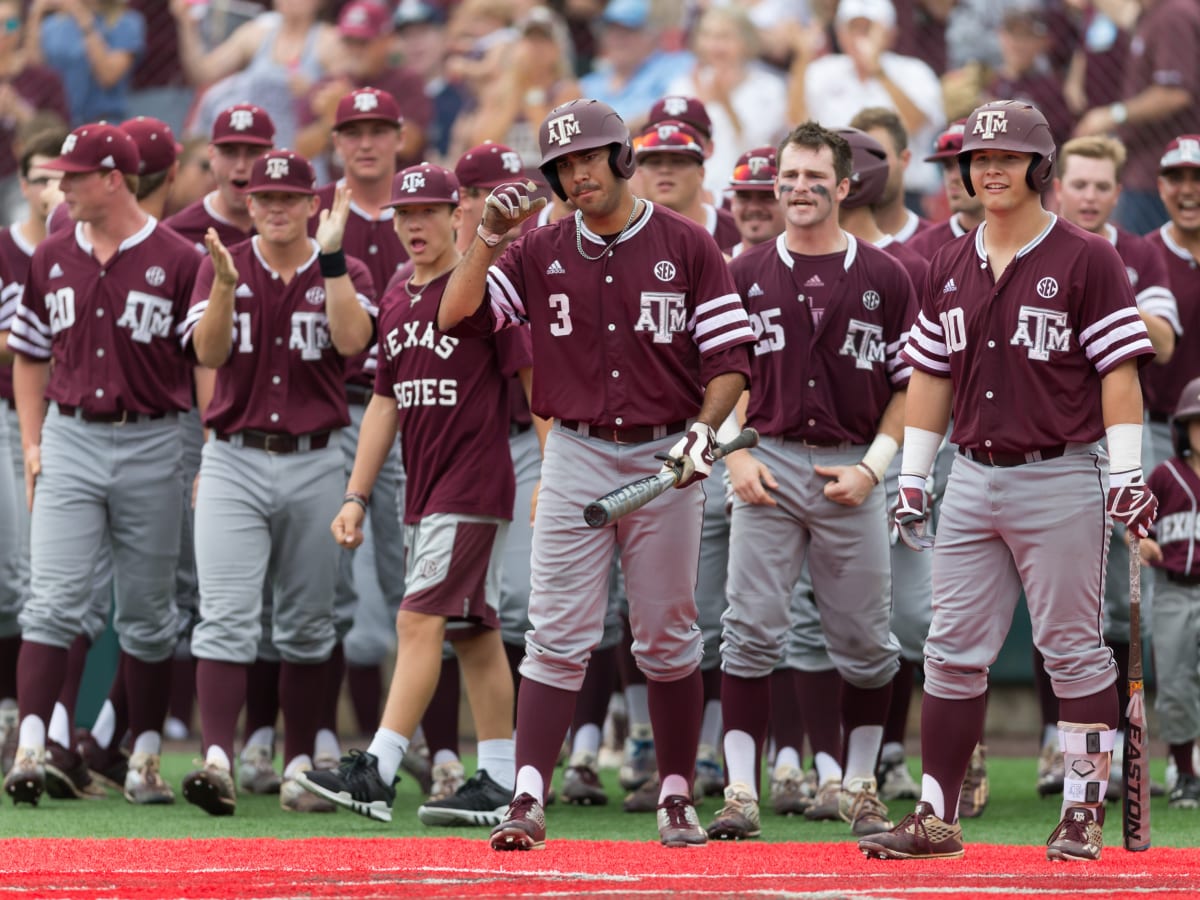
left=907, top=121, right=983, bottom=260
left=4, top=124, right=202, bottom=807
left=707, top=121, right=910, bottom=842
left=300, top=162, right=532, bottom=827
left=728, top=146, right=784, bottom=256
left=860, top=100, right=1157, bottom=863
left=181, top=150, right=375, bottom=816
left=439, top=98, right=754, bottom=850
left=849, top=108, right=933, bottom=243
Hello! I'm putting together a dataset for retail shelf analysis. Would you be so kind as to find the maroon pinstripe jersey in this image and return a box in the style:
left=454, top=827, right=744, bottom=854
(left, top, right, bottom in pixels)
left=1141, top=226, right=1199, bottom=417
left=731, top=234, right=916, bottom=443
left=0, top=226, right=34, bottom=402
left=163, top=194, right=256, bottom=252
left=182, top=238, right=376, bottom=435
left=902, top=216, right=1155, bottom=453
left=375, top=271, right=530, bottom=523
left=906, top=214, right=971, bottom=261
left=10, top=220, right=200, bottom=414
left=465, top=201, right=753, bottom=426
left=1147, top=457, right=1200, bottom=578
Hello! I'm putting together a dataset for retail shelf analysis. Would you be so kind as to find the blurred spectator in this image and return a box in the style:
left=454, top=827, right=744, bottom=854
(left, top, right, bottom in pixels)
left=805, top=0, right=944, bottom=198
left=578, top=0, right=693, bottom=124
left=25, top=0, right=145, bottom=125
left=891, top=0, right=953, bottom=75
left=560, top=0, right=604, bottom=75
left=295, top=1, right=433, bottom=177
left=126, top=0, right=197, bottom=136
left=393, top=0, right=464, bottom=160
left=985, top=6, right=1074, bottom=145
left=736, top=0, right=814, bottom=70
left=1074, top=0, right=1200, bottom=236
left=1062, top=0, right=1129, bottom=114
left=164, top=135, right=215, bottom=217
left=666, top=4, right=788, bottom=198
left=170, top=0, right=338, bottom=151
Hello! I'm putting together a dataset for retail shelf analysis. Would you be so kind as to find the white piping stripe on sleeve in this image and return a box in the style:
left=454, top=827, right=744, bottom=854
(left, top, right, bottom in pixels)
left=486, top=267, right=526, bottom=322
left=357, top=292, right=378, bottom=316
left=1137, top=289, right=1182, bottom=334
left=1094, top=339, right=1154, bottom=373
left=695, top=292, right=743, bottom=318
left=694, top=308, right=751, bottom=338
left=1084, top=320, right=1151, bottom=359
left=1078, top=306, right=1140, bottom=343
left=891, top=363, right=913, bottom=385
left=697, top=328, right=752, bottom=354
left=903, top=343, right=951, bottom=373
left=908, top=327, right=947, bottom=359
left=916, top=310, right=944, bottom=336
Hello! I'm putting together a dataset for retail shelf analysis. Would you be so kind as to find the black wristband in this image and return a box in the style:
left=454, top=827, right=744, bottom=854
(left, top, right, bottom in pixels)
left=319, top=249, right=348, bottom=278
left=343, top=491, right=368, bottom=512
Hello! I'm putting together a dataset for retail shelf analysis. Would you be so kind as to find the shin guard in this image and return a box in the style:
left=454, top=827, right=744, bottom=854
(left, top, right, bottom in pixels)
left=1058, top=721, right=1115, bottom=814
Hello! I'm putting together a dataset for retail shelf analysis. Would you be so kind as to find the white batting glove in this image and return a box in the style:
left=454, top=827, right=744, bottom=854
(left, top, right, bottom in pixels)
left=661, top=423, right=716, bottom=489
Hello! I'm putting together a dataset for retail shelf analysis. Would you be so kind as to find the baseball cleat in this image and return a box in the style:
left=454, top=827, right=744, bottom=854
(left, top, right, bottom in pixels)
left=858, top=801, right=964, bottom=860
left=0, top=700, right=17, bottom=775
left=76, top=728, right=129, bottom=790
left=489, top=792, right=546, bottom=851
left=238, top=743, right=282, bottom=795
left=841, top=776, right=893, bottom=836
left=618, top=726, right=656, bottom=791
left=878, top=751, right=920, bottom=802
left=182, top=763, right=237, bottom=816
left=623, top=774, right=661, bottom=812
left=281, top=770, right=337, bottom=813
left=657, top=794, right=707, bottom=847
left=418, top=769, right=510, bottom=826
left=4, top=745, right=46, bottom=806
left=804, top=776, right=842, bottom=821
left=958, top=744, right=988, bottom=818
left=295, top=749, right=394, bottom=822
left=1169, top=773, right=1200, bottom=809
left=1046, top=805, right=1104, bottom=861
left=562, top=752, right=608, bottom=806
left=1036, top=738, right=1065, bottom=796
left=45, top=743, right=106, bottom=800
left=429, top=758, right=465, bottom=802
left=706, top=781, right=761, bottom=840
left=400, top=742, right=433, bottom=796
left=768, top=764, right=813, bottom=815
left=124, top=752, right=175, bottom=804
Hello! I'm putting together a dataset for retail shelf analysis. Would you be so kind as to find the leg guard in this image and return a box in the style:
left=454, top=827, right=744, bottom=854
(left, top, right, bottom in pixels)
left=1059, top=721, right=1115, bottom=813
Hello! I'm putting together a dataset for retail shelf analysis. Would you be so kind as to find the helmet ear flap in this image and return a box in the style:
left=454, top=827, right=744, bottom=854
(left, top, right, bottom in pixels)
left=958, top=154, right=976, bottom=197
left=1026, top=153, right=1055, bottom=193
left=542, top=164, right=567, bottom=201
left=610, top=138, right=636, bottom=179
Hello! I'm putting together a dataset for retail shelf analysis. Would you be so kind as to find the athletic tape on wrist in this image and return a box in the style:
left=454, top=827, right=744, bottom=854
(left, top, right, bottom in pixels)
left=860, top=433, right=899, bottom=484
left=715, top=411, right=740, bottom=447
left=900, top=426, right=942, bottom=479
left=1106, top=423, right=1142, bottom=475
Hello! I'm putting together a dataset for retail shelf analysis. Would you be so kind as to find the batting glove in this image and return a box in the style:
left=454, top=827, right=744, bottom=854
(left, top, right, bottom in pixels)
left=662, top=423, right=717, bottom=489
left=1107, top=469, right=1158, bottom=538
left=481, top=180, right=544, bottom=237
left=894, top=474, right=934, bottom=551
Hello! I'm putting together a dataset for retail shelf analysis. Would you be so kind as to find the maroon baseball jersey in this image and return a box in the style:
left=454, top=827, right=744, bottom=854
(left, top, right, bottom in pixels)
left=705, top=203, right=741, bottom=255
left=10, top=220, right=200, bottom=414
left=893, top=209, right=935, bottom=244
left=1147, top=456, right=1200, bottom=578
left=164, top=194, right=256, bottom=252
left=731, top=234, right=916, bottom=443
left=1142, top=226, right=1200, bottom=417
left=459, top=201, right=754, bottom=426
left=375, top=270, right=530, bottom=523
left=878, top=234, right=930, bottom=297
left=0, top=226, right=36, bottom=403
left=906, top=215, right=971, bottom=261
left=902, top=216, right=1155, bottom=453
left=1105, top=223, right=1180, bottom=334
left=182, top=238, right=376, bottom=435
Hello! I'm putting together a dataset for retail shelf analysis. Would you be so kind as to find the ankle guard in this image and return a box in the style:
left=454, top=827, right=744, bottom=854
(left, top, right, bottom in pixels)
left=1058, top=721, right=1115, bottom=807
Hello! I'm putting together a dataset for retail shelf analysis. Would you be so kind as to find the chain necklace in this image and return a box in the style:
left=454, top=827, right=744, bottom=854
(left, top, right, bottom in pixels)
left=404, top=258, right=460, bottom=305
left=403, top=275, right=423, bottom=305
left=575, top=198, right=641, bottom=262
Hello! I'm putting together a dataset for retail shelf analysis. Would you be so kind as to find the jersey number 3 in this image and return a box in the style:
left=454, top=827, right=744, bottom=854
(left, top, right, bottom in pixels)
left=548, top=292, right=573, bottom=337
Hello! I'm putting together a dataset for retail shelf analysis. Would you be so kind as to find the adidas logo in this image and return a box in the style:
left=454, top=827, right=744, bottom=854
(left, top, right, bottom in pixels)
left=546, top=259, right=566, bottom=275
left=49, top=263, right=64, bottom=279
left=942, top=278, right=957, bottom=294
left=748, top=282, right=763, bottom=297
left=805, top=274, right=824, bottom=287
left=235, top=284, right=253, bottom=298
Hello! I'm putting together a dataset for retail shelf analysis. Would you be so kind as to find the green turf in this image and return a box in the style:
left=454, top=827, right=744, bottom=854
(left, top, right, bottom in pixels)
left=3, top=753, right=1197, bottom=848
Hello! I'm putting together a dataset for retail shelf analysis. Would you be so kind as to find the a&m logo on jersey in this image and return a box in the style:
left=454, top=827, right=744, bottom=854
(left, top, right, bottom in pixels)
left=290, top=312, right=331, bottom=360
left=353, top=92, right=379, bottom=113
left=1011, top=306, right=1072, bottom=361
left=1036, top=277, right=1059, bottom=299
left=654, top=260, right=676, bottom=282
left=862, top=290, right=881, bottom=311
left=501, top=151, right=522, bottom=174
left=144, top=266, right=166, bottom=288
left=545, top=113, right=581, bottom=147
left=304, top=286, right=325, bottom=306
left=230, top=109, right=255, bottom=131
left=972, top=109, right=1009, bottom=141
left=401, top=171, right=426, bottom=193
left=634, top=291, right=686, bottom=343
left=117, top=290, right=174, bottom=343
left=839, top=319, right=885, bottom=370
left=265, top=157, right=289, bottom=180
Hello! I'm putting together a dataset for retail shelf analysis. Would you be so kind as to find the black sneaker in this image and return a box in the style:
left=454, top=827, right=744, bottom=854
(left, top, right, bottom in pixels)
left=1169, top=772, right=1200, bottom=810
left=295, top=749, right=396, bottom=823
left=418, top=769, right=510, bottom=826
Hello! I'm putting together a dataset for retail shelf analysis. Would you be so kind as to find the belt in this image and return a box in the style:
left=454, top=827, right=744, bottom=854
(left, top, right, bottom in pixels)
left=1167, top=571, right=1200, bottom=587
left=216, top=429, right=333, bottom=454
left=345, top=383, right=373, bottom=406
left=558, top=419, right=688, bottom=445
left=1148, top=411, right=1170, bottom=424
left=510, top=421, right=532, bottom=437
left=958, top=444, right=1066, bottom=467
left=57, top=403, right=172, bottom=425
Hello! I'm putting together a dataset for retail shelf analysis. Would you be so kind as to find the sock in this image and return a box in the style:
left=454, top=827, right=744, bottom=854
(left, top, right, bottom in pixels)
left=571, top=723, right=601, bottom=759
left=368, top=727, right=409, bottom=784
left=205, top=745, right=231, bottom=770
left=881, top=740, right=905, bottom=761
left=244, top=726, right=274, bottom=751
left=625, top=684, right=650, bottom=728
left=284, top=753, right=312, bottom=779
left=723, top=729, right=758, bottom=798
left=315, top=728, right=340, bottom=761
left=514, top=764, right=543, bottom=804
left=814, top=751, right=841, bottom=786
left=433, top=749, right=459, bottom=766
left=1043, top=723, right=1058, bottom=747
left=919, top=693, right=987, bottom=823
left=774, top=746, right=801, bottom=775
left=883, top=659, right=915, bottom=746
left=92, top=700, right=117, bottom=749
left=658, top=773, right=689, bottom=802
left=699, top=698, right=722, bottom=751
left=48, top=702, right=70, bottom=747
left=18, top=714, right=45, bottom=750
left=844, top=724, right=885, bottom=786
left=132, top=730, right=161, bottom=756
left=478, top=738, right=515, bottom=791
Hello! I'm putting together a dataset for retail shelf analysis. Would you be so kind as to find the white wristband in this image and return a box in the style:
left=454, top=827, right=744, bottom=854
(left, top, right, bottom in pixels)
left=860, top=433, right=899, bottom=484
left=900, top=426, right=943, bottom=479
left=1106, top=423, right=1142, bottom=475
left=715, top=411, right=740, bottom=447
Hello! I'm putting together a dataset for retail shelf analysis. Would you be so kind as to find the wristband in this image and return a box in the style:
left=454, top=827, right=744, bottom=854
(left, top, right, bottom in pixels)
left=1106, top=423, right=1142, bottom=474
left=342, top=491, right=368, bottom=512
left=856, top=461, right=880, bottom=485
left=860, top=433, right=899, bottom=484
left=319, top=249, right=347, bottom=278
left=476, top=224, right=504, bottom=248
left=900, top=426, right=943, bottom=479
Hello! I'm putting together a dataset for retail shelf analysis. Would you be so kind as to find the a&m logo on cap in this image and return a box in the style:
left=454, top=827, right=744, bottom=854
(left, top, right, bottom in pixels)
left=62, top=134, right=78, bottom=154
left=230, top=109, right=255, bottom=131
left=747, top=155, right=771, bottom=176
left=266, top=156, right=290, bottom=179
left=973, top=110, right=1009, bottom=141
left=401, top=171, right=426, bottom=193
left=354, top=92, right=380, bottom=113
left=662, top=97, right=688, bottom=117
left=656, top=124, right=680, bottom=140
left=501, top=151, right=522, bottom=173
left=546, top=113, right=581, bottom=147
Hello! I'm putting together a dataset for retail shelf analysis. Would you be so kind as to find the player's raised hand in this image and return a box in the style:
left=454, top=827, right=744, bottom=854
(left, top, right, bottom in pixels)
left=814, top=463, right=875, bottom=507
left=725, top=449, right=777, bottom=506
left=894, top=474, right=934, bottom=551
left=205, top=228, right=238, bottom=287
left=481, top=180, right=546, bottom=239
left=331, top=499, right=366, bottom=549
left=316, top=183, right=352, bottom=254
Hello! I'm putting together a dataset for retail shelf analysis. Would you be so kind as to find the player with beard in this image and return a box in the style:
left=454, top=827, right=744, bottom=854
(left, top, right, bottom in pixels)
left=728, top=146, right=783, bottom=256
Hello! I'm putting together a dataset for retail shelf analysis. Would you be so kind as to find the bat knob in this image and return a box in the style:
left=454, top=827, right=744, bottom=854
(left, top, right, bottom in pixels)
left=583, top=502, right=609, bottom=528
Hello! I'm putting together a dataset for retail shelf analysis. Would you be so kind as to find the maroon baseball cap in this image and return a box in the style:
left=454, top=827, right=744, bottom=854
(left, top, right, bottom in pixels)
left=44, top=123, right=140, bottom=175
left=386, top=163, right=460, bottom=207
left=245, top=150, right=317, bottom=195
left=924, top=119, right=967, bottom=163
left=455, top=142, right=525, bottom=189
left=729, top=146, right=778, bottom=191
left=1160, top=135, right=1200, bottom=171
left=647, top=95, right=712, bottom=141
left=121, top=116, right=180, bottom=175
left=334, top=87, right=403, bottom=130
left=634, top=120, right=705, bottom=161
left=338, top=1, right=391, bottom=39
left=211, top=103, right=275, bottom=147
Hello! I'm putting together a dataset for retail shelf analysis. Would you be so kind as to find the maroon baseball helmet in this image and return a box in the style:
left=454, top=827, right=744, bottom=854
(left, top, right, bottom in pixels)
left=386, top=163, right=460, bottom=207
left=455, top=141, right=525, bottom=189
left=647, top=95, right=712, bottom=141
left=1173, top=376, right=1200, bottom=456
left=835, top=126, right=889, bottom=209
left=44, top=123, right=140, bottom=175
left=537, top=98, right=635, bottom=201
left=334, top=87, right=403, bottom=130
left=245, top=150, right=316, bottom=195
left=120, top=116, right=180, bottom=176
left=729, top=146, right=777, bottom=192
left=633, top=120, right=705, bottom=162
left=958, top=99, right=1056, bottom=196
left=924, top=119, right=967, bottom=163
left=211, top=103, right=276, bottom=147
left=1160, top=135, right=1200, bottom=171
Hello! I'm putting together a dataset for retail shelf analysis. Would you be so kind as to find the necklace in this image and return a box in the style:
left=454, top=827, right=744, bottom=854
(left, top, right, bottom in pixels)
left=575, top=199, right=641, bottom=262
left=403, top=276, right=423, bottom=304
left=404, top=257, right=461, bottom=304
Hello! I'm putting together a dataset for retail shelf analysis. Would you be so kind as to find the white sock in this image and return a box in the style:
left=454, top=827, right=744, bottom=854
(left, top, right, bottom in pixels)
left=284, top=753, right=312, bottom=779
left=625, top=685, right=650, bottom=728
left=881, top=740, right=905, bottom=760
left=205, top=745, right=231, bottom=770
left=571, top=723, right=601, bottom=758
left=699, top=699, right=722, bottom=750
left=814, top=751, right=842, bottom=786
left=477, top=738, right=515, bottom=791
left=921, top=773, right=948, bottom=821
left=514, top=764, right=544, bottom=805
left=1043, top=723, right=1058, bottom=746
left=132, top=731, right=161, bottom=756
left=432, top=749, right=459, bottom=767
left=18, top=714, right=45, bottom=750
left=844, top=724, right=884, bottom=785
left=658, top=773, right=690, bottom=802
left=48, top=702, right=70, bottom=747
left=244, top=726, right=274, bottom=751
left=91, top=700, right=117, bottom=749
left=367, top=727, right=409, bottom=784
left=723, top=729, right=757, bottom=798
left=315, top=728, right=340, bottom=760
left=774, top=746, right=801, bottom=775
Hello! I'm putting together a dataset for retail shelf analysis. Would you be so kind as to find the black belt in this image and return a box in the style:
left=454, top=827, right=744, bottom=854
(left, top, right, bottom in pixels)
left=1148, top=412, right=1171, bottom=424
left=1167, top=571, right=1200, bottom=587
left=559, top=419, right=687, bottom=445
left=958, top=444, right=1067, bottom=467
left=345, top=384, right=373, bottom=406
left=57, top=404, right=172, bottom=425
left=510, top=421, right=532, bottom=437
left=216, top=429, right=333, bottom=454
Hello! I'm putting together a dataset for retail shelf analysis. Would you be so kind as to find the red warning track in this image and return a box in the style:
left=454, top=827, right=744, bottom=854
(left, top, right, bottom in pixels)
left=0, top=838, right=1195, bottom=898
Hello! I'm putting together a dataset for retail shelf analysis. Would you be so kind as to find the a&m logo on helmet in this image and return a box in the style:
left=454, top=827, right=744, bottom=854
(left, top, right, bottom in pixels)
left=545, top=113, right=581, bottom=147
left=501, top=151, right=522, bottom=174
left=265, top=157, right=290, bottom=179
left=401, top=171, right=426, bottom=193
left=353, top=92, right=380, bottom=113
left=662, top=97, right=688, bottom=117
left=62, top=134, right=77, bottom=154
left=230, top=109, right=255, bottom=131
left=972, top=109, right=1009, bottom=141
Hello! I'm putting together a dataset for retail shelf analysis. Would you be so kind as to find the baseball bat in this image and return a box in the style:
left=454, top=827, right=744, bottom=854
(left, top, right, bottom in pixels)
left=1123, top=535, right=1150, bottom=851
left=583, top=427, right=760, bottom=528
